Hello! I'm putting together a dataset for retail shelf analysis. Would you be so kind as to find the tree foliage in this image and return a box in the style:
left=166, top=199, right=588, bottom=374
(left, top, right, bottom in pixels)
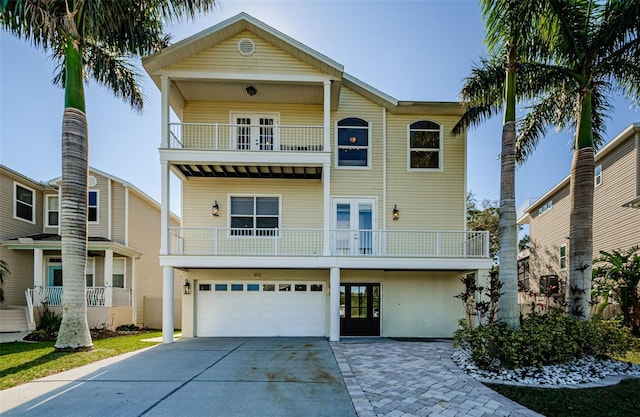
left=467, top=193, right=500, bottom=260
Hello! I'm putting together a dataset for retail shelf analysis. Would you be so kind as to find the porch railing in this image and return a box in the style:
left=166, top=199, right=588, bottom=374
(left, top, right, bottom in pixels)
left=168, top=123, right=324, bottom=151
left=28, top=286, right=132, bottom=307
left=168, top=227, right=489, bottom=258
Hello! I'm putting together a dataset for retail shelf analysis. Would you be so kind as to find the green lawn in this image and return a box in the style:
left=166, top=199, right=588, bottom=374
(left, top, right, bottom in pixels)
left=487, top=352, right=640, bottom=417
left=0, top=331, right=162, bottom=390
left=488, top=379, right=640, bottom=417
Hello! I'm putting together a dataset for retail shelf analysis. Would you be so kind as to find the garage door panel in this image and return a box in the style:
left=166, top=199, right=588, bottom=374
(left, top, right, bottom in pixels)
left=196, top=280, right=326, bottom=337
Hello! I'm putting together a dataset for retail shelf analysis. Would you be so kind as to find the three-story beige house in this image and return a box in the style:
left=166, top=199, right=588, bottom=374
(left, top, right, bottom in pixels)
left=143, top=13, right=492, bottom=343
left=517, top=123, right=640, bottom=298
left=0, top=165, right=182, bottom=341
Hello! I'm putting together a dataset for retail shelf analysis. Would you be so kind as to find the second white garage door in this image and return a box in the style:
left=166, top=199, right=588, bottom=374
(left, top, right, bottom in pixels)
left=196, top=281, right=326, bottom=337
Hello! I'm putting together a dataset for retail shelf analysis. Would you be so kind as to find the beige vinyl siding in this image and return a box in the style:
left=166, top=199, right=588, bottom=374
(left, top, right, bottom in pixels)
left=0, top=170, right=44, bottom=239
left=127, top=191, right=167, bottom=327
left=0, top=247, right=34, bottom=306
left=386, top=114, right=465, bottom=231
left=87, top=172, right=109, bottom=237
left=167, top=31, right=325, bottom=78
left=593, top=136, right=639, bottom=254
left=528, top=185, right=571, bottom=286
left=330, top=88, right=384, bottom=222
left=183, top=101, right=323, bottom=125
left=182, top=177, right=324, bottom=229
left=110, top=180, right=127, bottom=244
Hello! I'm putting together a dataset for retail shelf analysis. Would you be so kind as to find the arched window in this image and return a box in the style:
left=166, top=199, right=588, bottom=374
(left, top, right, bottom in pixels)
left=408, top=120, right=442, bottom=170
left=337, top=118, right=369, bottom=167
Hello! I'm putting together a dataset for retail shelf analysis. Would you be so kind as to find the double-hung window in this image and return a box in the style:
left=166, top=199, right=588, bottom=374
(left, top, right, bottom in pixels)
left=595, top=164, right=603, bottom=187
left=46, top=195, right=59, bottom=227
left=112, top=258, right=126, bottom=288
left=337, top=118, right=369, bottom=168
left=230, top=196, right=280, bottom=236
left=408, top=120, right=442, bottom=170
left=85, top=258, right=95, bottom=287
left=88, top=190, right=98, bottom=223
left=559, top=244, right=567, bottom=270
left=14, top=182, right=35, bottom=223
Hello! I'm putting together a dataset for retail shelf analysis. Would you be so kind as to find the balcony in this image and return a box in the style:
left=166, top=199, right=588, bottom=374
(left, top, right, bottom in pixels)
left=164, top=123, right=328, bottom=179
left=27, top=286, right=132, bottom=307
left=168, top=228, right=489, bottom=258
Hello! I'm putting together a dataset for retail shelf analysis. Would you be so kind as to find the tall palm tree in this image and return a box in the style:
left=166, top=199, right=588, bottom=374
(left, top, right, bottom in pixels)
left=516, top=0, right=640, bottom=319
left=0, top=0, right=216, bottom=350
left=453, top=0, right=555, bottom=329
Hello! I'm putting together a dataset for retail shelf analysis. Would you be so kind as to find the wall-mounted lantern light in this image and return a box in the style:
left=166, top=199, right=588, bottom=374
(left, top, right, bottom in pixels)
left=212, top=200, right=220, bottom=216
left=183, top=279, right=191, bottom=295
left=392, top=204, right=399, bottom=220
left=246, top=85, right=257, bottom=96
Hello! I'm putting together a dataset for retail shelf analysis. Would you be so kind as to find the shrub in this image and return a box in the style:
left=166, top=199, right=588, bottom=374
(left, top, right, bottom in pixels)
left=116, top=324, right=140, bottom=332
left=454, top=309, right=638, bottom=371
left=39, top=306, right=62, bottom=331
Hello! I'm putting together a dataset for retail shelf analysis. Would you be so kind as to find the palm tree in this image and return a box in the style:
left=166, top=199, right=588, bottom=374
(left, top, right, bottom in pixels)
left=0, top=0, right=215, bottom=350
left=453, top=0, right=555, bottom=329
left=516, top=0, right=640, bottom=319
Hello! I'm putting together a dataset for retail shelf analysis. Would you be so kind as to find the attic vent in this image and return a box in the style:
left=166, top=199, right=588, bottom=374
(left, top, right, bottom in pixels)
left=237, top=38, right=255, bottom=56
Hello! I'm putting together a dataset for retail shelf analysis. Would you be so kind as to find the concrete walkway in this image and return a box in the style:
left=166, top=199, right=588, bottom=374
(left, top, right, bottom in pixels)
left=332, top=339, right=543, bottom=417
left=0, top=338, right=543, bottom=417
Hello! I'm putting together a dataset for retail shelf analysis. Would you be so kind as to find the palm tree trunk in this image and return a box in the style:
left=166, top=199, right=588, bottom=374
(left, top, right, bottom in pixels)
left=55, top=38, right=93, bottom=351
left=497, top=47, right=520, bottom=329
left=568, top=92, right=594, bottom=320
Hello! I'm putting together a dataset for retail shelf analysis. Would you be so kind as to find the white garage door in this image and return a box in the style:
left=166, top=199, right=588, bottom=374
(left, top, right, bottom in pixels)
left=196, top=281, right=326, bottom=337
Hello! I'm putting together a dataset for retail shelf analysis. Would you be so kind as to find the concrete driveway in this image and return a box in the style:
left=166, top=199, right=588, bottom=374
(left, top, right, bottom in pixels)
left=1, top=337, right=357, bottom=417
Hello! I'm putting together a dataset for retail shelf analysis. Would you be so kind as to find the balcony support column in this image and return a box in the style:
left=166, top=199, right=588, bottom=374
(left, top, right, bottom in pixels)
left=104, top=249, right=113, bottom=307
left=160, top=75, right=170, bottom=148
left=323, top=80, right=330, bottom=151
left=33, top=248, right=44, bottom=306
left=329, top=267, right=340, bottom=341
left=323, top=162, right=331, bottom=256
left=160, top=161, right=170, bottom=255
left=162, top=266, right=175, bottom=344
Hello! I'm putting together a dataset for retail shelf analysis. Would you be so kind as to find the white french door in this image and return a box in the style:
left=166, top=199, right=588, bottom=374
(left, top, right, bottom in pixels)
left=232, top=113, right=278, bottom=150
left=333, top=198, right=376, bottom=256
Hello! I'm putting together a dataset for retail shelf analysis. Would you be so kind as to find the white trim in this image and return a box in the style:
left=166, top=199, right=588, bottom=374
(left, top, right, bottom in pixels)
left=335, top=117, right=372, bottom=169
left=13, top=181, right=36, bottom=224
left=407, top=120, right=444, bottom=172
left=382, top=107, right=387, bottom=230
left=88, top=190, right=100, bottom=224
left=159, top=70, right=331, bottom=83
left=131, top=256, right=137, bottom=325
left=124, top=187, right=129, bottom=246
left=45, top=194, right=60, bottom=228
left=107, top=179, right=112, bottom=240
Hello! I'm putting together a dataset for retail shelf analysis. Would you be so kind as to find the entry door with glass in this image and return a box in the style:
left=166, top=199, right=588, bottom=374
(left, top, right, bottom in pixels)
left=340, top=283, right=380, bottom=336
left=333, top=199, right=376, bottom=256
left=233, top=113, right=277, bottom=151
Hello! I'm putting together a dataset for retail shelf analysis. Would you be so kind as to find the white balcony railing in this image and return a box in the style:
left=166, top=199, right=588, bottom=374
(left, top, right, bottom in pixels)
left=168, top=227, right=489, bottom=258
left=28, top=286, right=132, bottom=307
left=168, top=123, right=324, bottom=151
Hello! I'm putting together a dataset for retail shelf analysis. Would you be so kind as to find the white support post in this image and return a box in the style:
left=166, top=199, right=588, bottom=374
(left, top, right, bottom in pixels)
left=160, top=161, right=170, bottom=255
left=162, top=266, right=175, bottom=344
left=104, top=250, right=113, bottom=307
left=329, top=267, right=340, bottom=341
left=323, top=162, right=331, bottom=256
left=33, top=248, right=43, bottom=305
left=323, top=80, right=331, bottom=152
left=160, top=75, right=170, bottom=148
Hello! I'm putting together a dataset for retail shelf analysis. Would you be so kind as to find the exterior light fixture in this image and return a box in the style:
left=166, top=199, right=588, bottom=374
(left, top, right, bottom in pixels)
left=212, top=200, right=219, bottom=216
left=349, top=136, right=357, bottom=143
left=246, top=85, right=257, bottom=96
left=183, top=279, right=191, bottom=295
left=392, top=205, right=399, bottom=220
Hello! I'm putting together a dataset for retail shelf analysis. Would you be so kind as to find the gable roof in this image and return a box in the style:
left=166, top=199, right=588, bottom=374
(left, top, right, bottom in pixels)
left=142, top=12, right=463, bottom=116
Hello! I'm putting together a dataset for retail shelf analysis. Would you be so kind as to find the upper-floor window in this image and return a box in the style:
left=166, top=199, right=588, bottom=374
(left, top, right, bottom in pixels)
left=517, top=258, right=530, bottom=291
left=408, top=120, right=442, bottom=170
left=88, top=190, right=98, bottom=223
left=46, top=195, right=59, bottom=227
left=337, top=118, right=369, bottom=168
left=14, top=182, right=35, bottom=223
left=559, top=244, right=567, bottom=270
left=595, top=164, right=602, bottom=187
left=230, top=196, right=280, bottom=236
left=112, top=258, right=126, bottom=288
left=537, top=200, right=552, bottom=216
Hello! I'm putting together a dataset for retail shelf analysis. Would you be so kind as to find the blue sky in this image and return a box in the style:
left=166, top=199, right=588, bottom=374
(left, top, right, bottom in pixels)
left=1, top=0, right=638, bottom=216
